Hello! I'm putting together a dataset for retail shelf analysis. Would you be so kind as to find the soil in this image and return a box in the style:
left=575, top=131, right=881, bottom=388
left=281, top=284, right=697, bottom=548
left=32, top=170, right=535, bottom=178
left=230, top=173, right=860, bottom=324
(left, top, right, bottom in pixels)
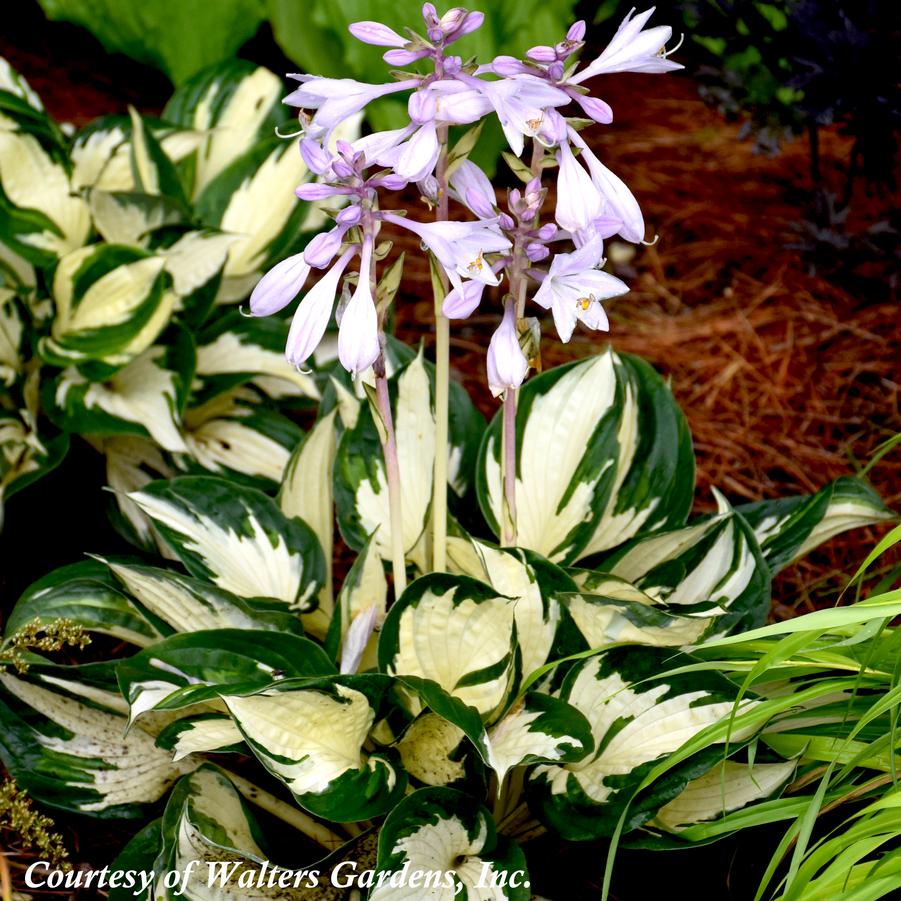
left=0, top=3, right=898, bottom=899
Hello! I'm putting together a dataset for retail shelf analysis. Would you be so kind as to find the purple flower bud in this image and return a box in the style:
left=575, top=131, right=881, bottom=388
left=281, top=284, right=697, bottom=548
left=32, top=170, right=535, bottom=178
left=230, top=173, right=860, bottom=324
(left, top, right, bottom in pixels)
left=487, top=300, right=528, bottom=397
left=539, top=108, right=569, bottom=144
left=422, top=2, right=438, bottom=22
left=498, top=212, right=515, bottom=231
left=300, top=139, right=332, bottom=176
left=348, top=20, right=407, bottom=47
left=294, top=183, right=349, bottom=201
left=419, top=174, right=439, bottom=202
left=250, top=252, right=310, bottom=316
left=491, top=55, right=528, bottom=77
left=537, top=223, right=558, bottom=241
left=408, top=89, right=437, bottom=124
left=331, top=158, right=355, bottom=178
left=443, top=55, right=463, bottom=74
left=442, top=279, right=485, bottom=319
left=575, top=94, right=614, bottom=124
left=547, top=60, right=565, bottom=81
left=454, top=11, right=484, bottom=39
left=567, top=20, right=586, bottom=41
left=525, top=242, right=550, bottom=262
left=383, top=47, right=430, bottom=66
left=304, top=226, right=347, bottom=268
left=375, top=173, right=409, bottom=190
left=509, top=188, right=522, bottom=209
left=439, top=7, right=467, bottom=33
left=555, top=38, right=584, bottom=60
left=337, top=204, right=362, bottom=226
left=464, top=188, right=495, bottom=219
left=336, top=140, right=355, bottom=159
left=427, top=25, right=444, bottom=42
left=526, top=45, right=557, bottom=63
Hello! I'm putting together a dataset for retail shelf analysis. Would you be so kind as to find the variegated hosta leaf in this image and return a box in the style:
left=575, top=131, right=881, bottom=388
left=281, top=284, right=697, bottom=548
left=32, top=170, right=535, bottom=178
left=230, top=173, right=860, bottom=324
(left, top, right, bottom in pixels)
left=117, top=629, right=335, bottom=726
left=0, top=412, right=68, bottom=514
left=528, top=646, right=760, bottom=840
left=598, top=497, right=771, bottom=636
left=222, top=674, right=406, bottom=821
left=128, top=476, right=325, bottom=610
left=40, top=244, right=176, bottom=368
left=651, top=759, right=796, bottom=832
left=334, top=352, right=484, bottom=570
left=448, top=537, right=581, bottom=681
left=4, top=560, right=163, bottom=647
left=105, top=561, right=307, bottom=636
left=155, top=714, right=244, bottom=762
left=0, top=671, right=196, bottom=817
left=485, top=692, right=594, bottom=785
left=45, top=332, right=194, bottom=454
left=70, top=116, right=131, bottom=192
left=281, top=411, right=338, bottom=634
left=395, top=712, right=478, bottom=788
left=564, top=572, right=715, bottom=649
left=196, top=309, right=320, bottom=400
left=0, top=128, right=90, bottom=265
left=379, top=574, right=519, bottom=722
left=0, top=288, right=23, bottom=385
left=0, top=57, right=47, bottom=130
left=162, top=61, right=284, bottom=201
left=87, top=189, right=185, bottom=247
left=737, top=475, right=895, bottom=574
left=372, top=787, right=531, bottom=901
left=477, top=349, right=694, bottom=565
left=178, top=386, right=301, bottom=489
left=127, top=107, right=187, bottom=205
left=327, top=531, right=387, bottom=672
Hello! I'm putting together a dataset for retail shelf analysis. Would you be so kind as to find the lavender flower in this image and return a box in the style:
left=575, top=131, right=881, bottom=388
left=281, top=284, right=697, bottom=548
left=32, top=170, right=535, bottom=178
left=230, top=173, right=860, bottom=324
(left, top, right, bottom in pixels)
left=487, top=300, right=528, bottom=397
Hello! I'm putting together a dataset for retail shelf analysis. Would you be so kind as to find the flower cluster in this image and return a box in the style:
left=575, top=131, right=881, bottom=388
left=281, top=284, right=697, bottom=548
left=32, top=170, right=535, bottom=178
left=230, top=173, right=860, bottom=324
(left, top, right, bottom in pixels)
left=252, top=3, right=681, bottom=394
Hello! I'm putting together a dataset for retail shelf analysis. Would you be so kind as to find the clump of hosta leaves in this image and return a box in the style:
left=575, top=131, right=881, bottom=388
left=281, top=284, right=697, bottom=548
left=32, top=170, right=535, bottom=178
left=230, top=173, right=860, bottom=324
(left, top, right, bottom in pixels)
left=0, top=56, right=355, bottom=535
left=0, top=338, right=892, bottom=899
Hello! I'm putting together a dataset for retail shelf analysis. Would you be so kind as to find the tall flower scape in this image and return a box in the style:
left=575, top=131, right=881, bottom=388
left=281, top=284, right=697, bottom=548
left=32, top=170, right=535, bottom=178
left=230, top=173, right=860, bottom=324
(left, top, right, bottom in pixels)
left=0, top=6, right=893, bottom=900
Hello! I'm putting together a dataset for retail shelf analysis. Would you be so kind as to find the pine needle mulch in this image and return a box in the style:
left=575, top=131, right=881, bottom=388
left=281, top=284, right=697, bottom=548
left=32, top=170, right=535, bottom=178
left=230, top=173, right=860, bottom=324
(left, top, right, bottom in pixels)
left=392, top=73, right=900, bottom=615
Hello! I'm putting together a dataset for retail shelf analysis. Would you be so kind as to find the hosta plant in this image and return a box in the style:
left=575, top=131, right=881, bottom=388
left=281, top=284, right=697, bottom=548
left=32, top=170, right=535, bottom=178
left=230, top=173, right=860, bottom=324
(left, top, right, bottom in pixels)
left=0, top=5, right=895, bottom=899
left=0, top=56, right=356, bottom=533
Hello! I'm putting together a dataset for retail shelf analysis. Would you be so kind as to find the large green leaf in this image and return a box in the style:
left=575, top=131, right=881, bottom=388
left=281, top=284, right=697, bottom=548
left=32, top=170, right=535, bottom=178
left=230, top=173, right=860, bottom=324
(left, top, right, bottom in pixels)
left=371, top=786, right=531, bottom=900
left=222, top=674, right=406, bottom=821
left=477, top=349, right=694, bottom=565
left=128, top=476, right=325, bottom=609
left=379, top=574, right=519, bottom=722
left=37, top=1, right=268, bottom=85
left=0, top=670, right=196, bottom=818
left=4, top=560, right=164, bottom=647
left=528, top=646, right=761, bottom=840
left=737, top=475, right=895, bottom=574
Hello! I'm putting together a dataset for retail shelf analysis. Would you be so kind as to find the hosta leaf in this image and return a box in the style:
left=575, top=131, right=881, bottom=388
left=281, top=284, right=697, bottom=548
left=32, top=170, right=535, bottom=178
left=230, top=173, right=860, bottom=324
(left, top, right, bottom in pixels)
left=449, top=537, right=578, bottom=681
left=117, top=629, right=334, bottom=724
left=44, top=332, right=194, bottom=453
left=477, top=349, right=693, bottom=565
left=127, top=106, right=188, bottom=204
left=41, top=244, right=176, bottom=368
left=163, top=61, right=284, bottom=199
left=87, top=188, right=185, bottom=246
left=528, top=646, right=760, bottom=839
left=0, top=414, right=68, bottom=511
left=564, top=572, right=714, bottom=648
left=160, top=229, right=236, bottom=301
left=737, top=475, right=895, bottom=574
left=70, top=116, right=131, bottom=191
left=196, top=310, right=320, bottom=400
left=0, top=57, right=48, bottom=129
left=129, top=475, right=325, bottom=609
left=105, top=560, right=307, bottom=635
left=335, top=352, right=483, bottom=569
left=485, top=692, right=594, bottom=784
left=281, top=411, right=338, bottom=634
left=0, top=671, right=196, bottom=817
left=372, top=787, right=531, bottom=901
left=155, top=713, right=244, bottom=761
left=598, top=500, right=771, bottom=635
left=4, top=560, right=164, bottom=647
left=0, top=129, right=90, bottom=264
left=222, top=674, right=406, bottom=821
left=179, top=387, right=301, bottom=488
left=327, top=530, right=387, bottom=672
left=0, top=288, right=24, bottom=385
left=379, top=574, right=519, bottom=721
left=395, top=712, right=478, bottom=788
left=651, top=759, right=796, bottom=832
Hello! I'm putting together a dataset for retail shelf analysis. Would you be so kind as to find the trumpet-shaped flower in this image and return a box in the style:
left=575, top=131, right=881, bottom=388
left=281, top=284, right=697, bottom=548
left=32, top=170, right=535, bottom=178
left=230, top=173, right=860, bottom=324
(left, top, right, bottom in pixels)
left=448, top=160, right=497, bottom=218
left=249, top=252, right=311, bottom=316
left=338, top=241, right=380, bottom=374
left=382, top=214, right=511, bottom=294
left=285, top=247, right=356, bottom=367
left=571, top=7, right=683, bottom=83
left=533, top=239, right=629, bottom=342
left=487, top=301, right=528, bottom=397
left=555, top=141, right=604, bottom=235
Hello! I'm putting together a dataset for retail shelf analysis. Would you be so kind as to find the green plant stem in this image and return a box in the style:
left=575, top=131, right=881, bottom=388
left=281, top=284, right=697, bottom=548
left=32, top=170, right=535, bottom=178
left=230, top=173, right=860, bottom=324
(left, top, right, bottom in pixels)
left=222, top=769, right=347, bottom=851
left=432, top=123, right=451, bottom=572
left=501, top=377, right=518, bottom=546
left=375, top=363, right=407, bottom=597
